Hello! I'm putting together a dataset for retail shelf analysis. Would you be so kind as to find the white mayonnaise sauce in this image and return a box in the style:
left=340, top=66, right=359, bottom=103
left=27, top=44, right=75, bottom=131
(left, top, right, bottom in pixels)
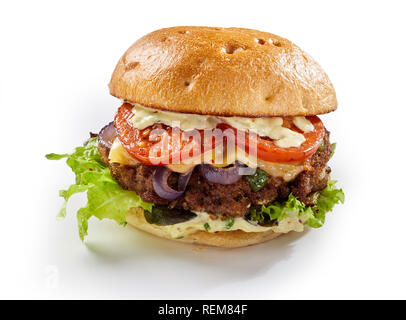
left=130, top=103, right=314, bottom=148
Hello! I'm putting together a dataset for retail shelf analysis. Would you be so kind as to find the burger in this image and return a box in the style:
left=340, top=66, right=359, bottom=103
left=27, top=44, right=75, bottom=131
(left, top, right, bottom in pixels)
left=47, top=27, right=344, bottom=248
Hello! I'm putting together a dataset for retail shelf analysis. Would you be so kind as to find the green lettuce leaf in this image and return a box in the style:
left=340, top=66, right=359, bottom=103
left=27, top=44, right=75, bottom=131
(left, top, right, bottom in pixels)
left=305, top=178, right=345, bottom=228
left=46, top=138, right=153, bottom=240
left=330, top=142, right=337, bottom=159
left=248, top=179, right=344, bottom=228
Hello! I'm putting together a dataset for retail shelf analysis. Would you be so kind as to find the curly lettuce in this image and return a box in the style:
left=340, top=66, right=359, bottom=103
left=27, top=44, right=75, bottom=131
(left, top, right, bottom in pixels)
left=248, top=179, right=344, bottom=228
left=46, top=138, right=153, bottom=240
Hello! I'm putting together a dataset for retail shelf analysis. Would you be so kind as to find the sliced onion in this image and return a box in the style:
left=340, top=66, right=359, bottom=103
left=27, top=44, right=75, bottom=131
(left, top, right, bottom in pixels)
left=199, top=163, right=244, bottom=185
left=98, top=122, right=117, bottom=149
left=153, top=167, right=194, bottom=201
left=178, top=168, right=194, bottom=191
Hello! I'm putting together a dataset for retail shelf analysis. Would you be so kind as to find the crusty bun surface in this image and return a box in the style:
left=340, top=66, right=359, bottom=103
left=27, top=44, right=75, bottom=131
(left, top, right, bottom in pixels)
left=126, top=207, right=281, bottom=248
left=109, top=26, right=337, bottom=117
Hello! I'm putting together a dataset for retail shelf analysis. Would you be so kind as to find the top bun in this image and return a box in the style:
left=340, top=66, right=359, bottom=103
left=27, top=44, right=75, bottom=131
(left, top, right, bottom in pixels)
left=109, top=26, right=337, bottom=117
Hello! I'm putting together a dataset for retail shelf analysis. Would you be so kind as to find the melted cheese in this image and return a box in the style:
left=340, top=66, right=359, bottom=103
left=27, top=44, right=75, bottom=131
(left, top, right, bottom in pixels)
left=257, top=161, right=304, bottom=182
left=137, top=211, right=306, bottom=239
left=166, top=163, right=196, bottom=173
left=130, top=103, right=314, bottom=148
left=201, top=147, right=303, bottom=181
left=109, top=138, right=140, bottom=166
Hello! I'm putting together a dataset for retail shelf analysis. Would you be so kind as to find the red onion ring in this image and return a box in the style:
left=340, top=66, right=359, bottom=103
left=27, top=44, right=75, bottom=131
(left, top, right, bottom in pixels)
left=199, top=162, right=244, bottom=185
left=153, top=167, right=194, bottom=201
left=98, top=122, right=117, bottom=149
left=178, top=168, right=194, bottom=191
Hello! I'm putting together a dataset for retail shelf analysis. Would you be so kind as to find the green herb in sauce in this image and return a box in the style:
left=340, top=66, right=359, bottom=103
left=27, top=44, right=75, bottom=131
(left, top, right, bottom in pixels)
left=225, top=218, right=235, bottom=230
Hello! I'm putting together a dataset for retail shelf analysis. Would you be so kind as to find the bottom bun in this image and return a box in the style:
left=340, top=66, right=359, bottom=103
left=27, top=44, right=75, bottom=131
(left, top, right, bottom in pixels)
left=126, top=207, right=282, bottom=248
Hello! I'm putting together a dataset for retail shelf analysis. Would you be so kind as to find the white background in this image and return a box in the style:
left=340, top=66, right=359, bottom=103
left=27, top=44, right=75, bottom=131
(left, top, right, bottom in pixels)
left=1, top=0, right=405, bottom=299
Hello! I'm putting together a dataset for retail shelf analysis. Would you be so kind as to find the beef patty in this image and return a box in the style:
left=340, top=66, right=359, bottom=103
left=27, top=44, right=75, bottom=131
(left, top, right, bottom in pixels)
left=98, top=130, right=332, bottom=217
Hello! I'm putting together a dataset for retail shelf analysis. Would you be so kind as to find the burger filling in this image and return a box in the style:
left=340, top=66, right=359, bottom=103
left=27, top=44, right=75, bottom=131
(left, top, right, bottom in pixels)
left=98, top=132, right=331, bottom=216
left=46, top=103, right=344, bottom=240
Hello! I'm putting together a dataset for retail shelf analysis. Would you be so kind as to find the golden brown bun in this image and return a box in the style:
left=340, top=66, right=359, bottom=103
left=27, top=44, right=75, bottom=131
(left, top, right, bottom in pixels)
left=109, top=26, right=337, bottom=117
left=126, top=207, right=281, bottom=248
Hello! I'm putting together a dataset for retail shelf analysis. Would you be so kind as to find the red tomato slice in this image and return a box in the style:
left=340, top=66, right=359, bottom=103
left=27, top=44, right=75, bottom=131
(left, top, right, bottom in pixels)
left=234, top=116, right=325, bottom=163
left=114, top=103, right=325, bottom=165
left=115, top=104, right=216, bottom=165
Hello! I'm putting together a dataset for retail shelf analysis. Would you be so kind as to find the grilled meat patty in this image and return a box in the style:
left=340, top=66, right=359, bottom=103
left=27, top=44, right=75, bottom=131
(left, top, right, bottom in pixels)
left=98, top=130, right=332, bottom=217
